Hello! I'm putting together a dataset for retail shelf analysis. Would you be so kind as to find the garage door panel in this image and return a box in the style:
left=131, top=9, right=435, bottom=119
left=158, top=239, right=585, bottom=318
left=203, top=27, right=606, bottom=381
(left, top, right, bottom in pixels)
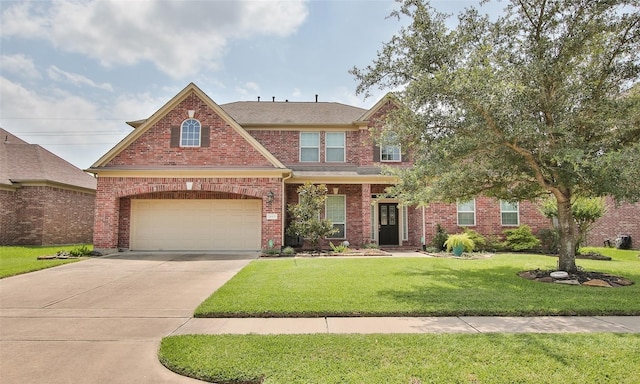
left=131, top=199, right=261, bottom=251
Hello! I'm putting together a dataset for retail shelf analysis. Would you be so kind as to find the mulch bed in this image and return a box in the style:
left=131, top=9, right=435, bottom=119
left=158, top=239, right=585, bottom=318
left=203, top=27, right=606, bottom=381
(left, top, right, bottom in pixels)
left=518, top=269, right=634, bottom=288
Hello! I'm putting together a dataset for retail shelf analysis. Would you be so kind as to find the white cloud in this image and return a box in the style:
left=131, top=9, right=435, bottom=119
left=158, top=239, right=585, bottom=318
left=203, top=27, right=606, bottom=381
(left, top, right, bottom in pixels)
left=0, top=54, right=41, bottom=79
left=0, top=0, right=309, bottom=79
left=235, top=81, right=261, bottom=98
left=0, top=77, right=172, bottom=168
left=47, top=65, right=113, bottom=91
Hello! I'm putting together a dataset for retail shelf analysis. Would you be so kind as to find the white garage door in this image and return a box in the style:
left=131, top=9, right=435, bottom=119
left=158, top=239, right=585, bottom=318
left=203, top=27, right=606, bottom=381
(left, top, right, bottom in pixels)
left=130, top=199, right=261, bottom=251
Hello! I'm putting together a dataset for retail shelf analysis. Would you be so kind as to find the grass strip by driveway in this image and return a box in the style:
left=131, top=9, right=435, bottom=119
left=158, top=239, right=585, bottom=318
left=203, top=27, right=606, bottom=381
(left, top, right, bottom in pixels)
left=0, top=246, right=88, bottom=278
left=195, top=248, right=639, bottom=317
left=159, top=333, right=640, bottom=384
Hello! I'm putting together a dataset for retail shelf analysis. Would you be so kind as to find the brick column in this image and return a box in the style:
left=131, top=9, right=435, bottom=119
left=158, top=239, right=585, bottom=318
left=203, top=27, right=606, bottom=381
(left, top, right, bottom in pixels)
left=361, top=183, right=372, bottom=246
left=93, top=183, right=119, bottom=254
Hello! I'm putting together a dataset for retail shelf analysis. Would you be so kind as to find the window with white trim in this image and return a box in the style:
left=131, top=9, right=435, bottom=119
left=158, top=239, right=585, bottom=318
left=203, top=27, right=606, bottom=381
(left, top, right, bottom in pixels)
left=381, top=145, right=401, bottom=162
left=326, top=195, right=346, bottom=238
left=457, top=200, right=476, bottom=226
left=380, top=133, right=401, bottom=162
left=180, top=119, right=201, bottom=147
left=325, top=132, right=345, bottom=162
left=300, top=132, right=320, bottom=162
left=500, top=200, right=519, bottom=226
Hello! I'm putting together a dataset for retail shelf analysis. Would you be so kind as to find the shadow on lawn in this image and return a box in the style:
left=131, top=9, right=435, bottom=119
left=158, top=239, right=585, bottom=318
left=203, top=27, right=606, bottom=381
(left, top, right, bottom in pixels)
left=377, top=264, right=640, bottom=316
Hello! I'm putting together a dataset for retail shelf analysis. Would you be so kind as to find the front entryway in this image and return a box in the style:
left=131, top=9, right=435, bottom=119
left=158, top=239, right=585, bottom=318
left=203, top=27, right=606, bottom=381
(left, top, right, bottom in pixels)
left=130, top=199, right=261, bottom=251
left=378, top=203, right=399, bottom=246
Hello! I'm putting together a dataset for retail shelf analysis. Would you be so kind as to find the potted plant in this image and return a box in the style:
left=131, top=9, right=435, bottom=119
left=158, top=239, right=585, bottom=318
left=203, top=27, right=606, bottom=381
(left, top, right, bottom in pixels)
left=444, top=233, right=475, bottom=257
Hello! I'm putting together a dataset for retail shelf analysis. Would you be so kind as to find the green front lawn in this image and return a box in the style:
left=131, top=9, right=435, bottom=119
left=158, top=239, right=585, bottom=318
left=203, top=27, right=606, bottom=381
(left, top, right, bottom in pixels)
left=195, top=248, right=640, bottom=317
left=0, top=245, right=90, bottom=278
left=160, top=333, right=640, bottom=384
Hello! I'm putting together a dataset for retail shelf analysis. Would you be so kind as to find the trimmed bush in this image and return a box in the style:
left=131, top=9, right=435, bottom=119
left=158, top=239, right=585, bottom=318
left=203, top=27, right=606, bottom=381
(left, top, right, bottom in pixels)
left=502, top=225, right=541, bottom=251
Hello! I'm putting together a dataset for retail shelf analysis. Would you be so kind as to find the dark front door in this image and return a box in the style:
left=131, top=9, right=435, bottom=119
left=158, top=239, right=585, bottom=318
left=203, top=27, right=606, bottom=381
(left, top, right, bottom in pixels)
left=379, top=203, right=399, bottom=246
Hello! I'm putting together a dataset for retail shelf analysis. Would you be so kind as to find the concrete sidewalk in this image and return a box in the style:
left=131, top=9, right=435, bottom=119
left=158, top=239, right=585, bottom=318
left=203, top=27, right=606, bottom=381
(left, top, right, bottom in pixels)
left=174, top=315, right=640, bottom=335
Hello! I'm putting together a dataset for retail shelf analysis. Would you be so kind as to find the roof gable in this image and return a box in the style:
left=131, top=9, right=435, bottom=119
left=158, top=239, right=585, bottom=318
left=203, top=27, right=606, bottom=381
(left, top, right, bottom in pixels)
left=91, top=83, right=285, bottom=169
left=0, top=128, right=96, bottom=190
left=356, top=92, right=401, bottom=122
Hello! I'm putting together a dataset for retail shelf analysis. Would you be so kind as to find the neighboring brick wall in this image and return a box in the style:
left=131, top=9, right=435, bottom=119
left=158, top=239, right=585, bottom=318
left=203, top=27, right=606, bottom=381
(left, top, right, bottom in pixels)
left=93, top=176, right=282, bottom=250
left=41, top=187, right=95, bottom=245
left=587, top=197, right=640, bottom=249
left=108, top=92, right=273, bottom=167
left=0, top=186, right=94, bottom=245
left=0, top=190, right=19, bottom=245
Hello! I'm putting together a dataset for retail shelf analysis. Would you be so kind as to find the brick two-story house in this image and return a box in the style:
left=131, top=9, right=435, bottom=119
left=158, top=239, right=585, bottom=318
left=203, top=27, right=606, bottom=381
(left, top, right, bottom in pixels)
left=88, top=83, right=551, bottom=253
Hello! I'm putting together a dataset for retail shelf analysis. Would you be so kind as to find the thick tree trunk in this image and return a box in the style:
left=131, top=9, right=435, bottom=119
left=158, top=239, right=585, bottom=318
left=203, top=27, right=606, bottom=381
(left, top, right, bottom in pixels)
left=556, top=198, right=578, bottom=272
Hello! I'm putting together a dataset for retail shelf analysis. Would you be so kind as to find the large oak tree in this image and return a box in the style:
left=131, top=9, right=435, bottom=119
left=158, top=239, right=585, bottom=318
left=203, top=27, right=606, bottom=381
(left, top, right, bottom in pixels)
left=352, top=0, right=640, bottom=272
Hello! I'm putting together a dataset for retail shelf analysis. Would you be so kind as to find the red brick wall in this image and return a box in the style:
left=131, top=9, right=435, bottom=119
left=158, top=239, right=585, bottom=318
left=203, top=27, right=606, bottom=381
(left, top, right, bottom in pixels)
left=107, top=92, right=273, bottom=167
left=249, top=130, right=367, bottom=165
left=587, top=197, right=640, bottom=249
left=0, top=190, right=19, bottom=245
left=421, top=197, right=551, bottom=245
left=93, top=176, right=282, bottom=251
left=0, top=187, right=94, bottom=246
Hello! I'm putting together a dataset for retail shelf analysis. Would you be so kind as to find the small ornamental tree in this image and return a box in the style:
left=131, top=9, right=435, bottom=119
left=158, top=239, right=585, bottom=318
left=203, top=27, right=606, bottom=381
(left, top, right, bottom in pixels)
left=540, top=197, right=607, bottom=253
left=286, top=182, right=338, bottom=250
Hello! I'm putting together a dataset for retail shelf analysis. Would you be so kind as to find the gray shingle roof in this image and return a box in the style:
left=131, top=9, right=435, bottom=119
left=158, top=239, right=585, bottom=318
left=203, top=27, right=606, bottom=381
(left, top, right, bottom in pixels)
left=220, top=101, right=367, bottom=126
left=0, top=128, right=97, bottom=190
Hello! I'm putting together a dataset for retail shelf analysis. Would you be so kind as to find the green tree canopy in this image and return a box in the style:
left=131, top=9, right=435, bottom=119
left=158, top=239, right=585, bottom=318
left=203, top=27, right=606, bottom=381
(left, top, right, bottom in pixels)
left=352, top=0, right=640, bottom=272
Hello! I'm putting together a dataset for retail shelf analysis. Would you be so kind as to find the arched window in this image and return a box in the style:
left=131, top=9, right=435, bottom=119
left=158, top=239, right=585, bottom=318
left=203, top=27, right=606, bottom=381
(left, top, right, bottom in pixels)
left=180, top=119, right=201, bottom=147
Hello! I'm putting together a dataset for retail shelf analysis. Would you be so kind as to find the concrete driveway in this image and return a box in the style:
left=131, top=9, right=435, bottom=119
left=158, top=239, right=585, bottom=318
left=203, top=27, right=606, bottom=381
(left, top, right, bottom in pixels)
left=0, top=252, right=256, bottom=384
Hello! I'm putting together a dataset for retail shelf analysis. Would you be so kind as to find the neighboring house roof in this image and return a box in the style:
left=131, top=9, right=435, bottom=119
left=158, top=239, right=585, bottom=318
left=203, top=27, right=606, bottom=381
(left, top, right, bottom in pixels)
left=0, top=128, right=97, bottom=191
left=220, top=101, right=367, bottom=126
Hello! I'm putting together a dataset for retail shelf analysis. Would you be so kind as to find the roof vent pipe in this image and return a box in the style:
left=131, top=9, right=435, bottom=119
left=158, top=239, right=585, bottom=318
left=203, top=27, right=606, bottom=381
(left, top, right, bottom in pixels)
left=257, top=96, right=260, bottom=102
left=315, top=94, right=318, bottom=103
left=272, top=96, right=275, bottom=102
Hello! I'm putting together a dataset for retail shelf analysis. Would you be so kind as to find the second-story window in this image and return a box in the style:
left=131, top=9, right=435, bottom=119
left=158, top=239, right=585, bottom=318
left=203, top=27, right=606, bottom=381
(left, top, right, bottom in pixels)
left=381, top=145, right=401, bottom=162
left=300, top=132, right=320, bottom=162
left=380, top=133, right=401, bottom=162
left=180, top=119, right=201, bottom=147
left=326, top=132, right=345, bottom=162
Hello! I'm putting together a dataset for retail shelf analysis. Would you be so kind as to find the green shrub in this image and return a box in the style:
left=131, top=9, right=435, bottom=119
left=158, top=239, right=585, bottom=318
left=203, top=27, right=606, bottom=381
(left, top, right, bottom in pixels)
left=329, top=242, right=349, bottom=253
left=483, top=234, right=505, bottom=252
left=281, top=246, right=296, bottom=256
left=502, top=225, right=541, bottom=251
left=262, top=248, right=280, bottom=256
left=69, top=245, right=91, bottom=257
left=363, top=242, right=379, bottom=249
left=431, top=224, right=448, bottom=251
left=462, top=228, right=487, bottom=251
left=537, top=228, right=560, bottom=254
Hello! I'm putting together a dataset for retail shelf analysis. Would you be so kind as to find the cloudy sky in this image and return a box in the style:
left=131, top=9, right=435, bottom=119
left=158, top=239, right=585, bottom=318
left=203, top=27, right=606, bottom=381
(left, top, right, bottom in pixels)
left=0, top=0, right=502, bottom=169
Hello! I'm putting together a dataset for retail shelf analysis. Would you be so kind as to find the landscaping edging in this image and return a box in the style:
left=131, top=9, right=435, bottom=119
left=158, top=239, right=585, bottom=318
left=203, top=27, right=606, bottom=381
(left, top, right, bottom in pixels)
left=518, top=269, right=634, bottom=288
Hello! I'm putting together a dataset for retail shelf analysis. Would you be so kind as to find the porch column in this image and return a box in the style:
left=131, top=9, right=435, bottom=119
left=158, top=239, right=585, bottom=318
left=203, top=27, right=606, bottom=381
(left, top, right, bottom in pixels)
left=361, top=184, right=372, bottom=246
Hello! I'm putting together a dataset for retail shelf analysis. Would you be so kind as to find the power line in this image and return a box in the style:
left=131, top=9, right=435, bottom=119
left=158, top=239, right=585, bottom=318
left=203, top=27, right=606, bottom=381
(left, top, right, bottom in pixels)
left=1, top=117, right=128, bottom=121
